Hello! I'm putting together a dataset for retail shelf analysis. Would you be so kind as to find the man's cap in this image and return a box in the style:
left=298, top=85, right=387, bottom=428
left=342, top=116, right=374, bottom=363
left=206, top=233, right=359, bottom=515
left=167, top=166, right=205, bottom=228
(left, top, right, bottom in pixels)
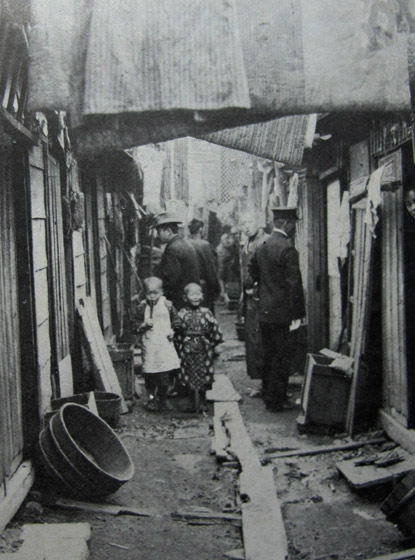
left=151, top=210, right=183, bottom=228
left=271, top=206, right=298, bottom=219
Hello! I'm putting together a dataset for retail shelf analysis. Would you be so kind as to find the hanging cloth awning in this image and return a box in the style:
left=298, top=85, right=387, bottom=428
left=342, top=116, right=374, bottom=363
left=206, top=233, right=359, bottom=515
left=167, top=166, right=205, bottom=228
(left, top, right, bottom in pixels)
left=26, top=0, right=413, bottom=156
left=197, top=115, right=312, bottom=166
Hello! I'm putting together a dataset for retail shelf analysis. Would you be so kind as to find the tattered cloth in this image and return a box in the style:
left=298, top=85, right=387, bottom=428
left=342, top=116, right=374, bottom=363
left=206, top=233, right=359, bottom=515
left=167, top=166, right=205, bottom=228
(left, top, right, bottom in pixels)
left=27, top=0, right=413, bottom=157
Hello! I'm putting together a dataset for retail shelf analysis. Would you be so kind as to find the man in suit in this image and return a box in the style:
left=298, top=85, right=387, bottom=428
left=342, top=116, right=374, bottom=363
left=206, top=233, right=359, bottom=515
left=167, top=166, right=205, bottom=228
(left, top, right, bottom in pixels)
left=153, top=211, right=200, bottom=311
left=188, top=218, right=220, bottom=313
left=248, top=207, right=305, bottom=411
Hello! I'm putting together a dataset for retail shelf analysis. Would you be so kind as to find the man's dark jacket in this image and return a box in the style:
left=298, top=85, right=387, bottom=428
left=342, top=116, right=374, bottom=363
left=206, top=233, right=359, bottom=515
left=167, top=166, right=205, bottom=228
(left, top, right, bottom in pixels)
left=189, top=238, right=220, bottom=308
left=248, top=231, right=305, bottom=325
left=159, top=235, right=200, bottom=310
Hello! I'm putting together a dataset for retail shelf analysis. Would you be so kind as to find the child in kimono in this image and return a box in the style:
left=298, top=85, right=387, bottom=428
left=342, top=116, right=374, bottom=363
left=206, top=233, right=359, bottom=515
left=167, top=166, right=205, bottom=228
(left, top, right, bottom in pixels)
left=176, top=283, right=223, bottom=413
left=135, top=277, right=181, bottom=411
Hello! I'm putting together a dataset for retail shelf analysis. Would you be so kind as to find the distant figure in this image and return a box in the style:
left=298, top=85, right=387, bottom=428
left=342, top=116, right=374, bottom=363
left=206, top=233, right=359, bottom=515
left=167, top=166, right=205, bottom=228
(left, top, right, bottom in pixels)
left=249, top=207, right=305, bottom=412
left=239, top=213, right=269, bottom=384
left=216, top=232, right=240, bottom=305
left=188, top=218, right=221, bottom=313
left=176, top=283, right=223, bottom=413
left=134, top=277, right=181, bottom=412
left=153, top=211, right=200, bottom=310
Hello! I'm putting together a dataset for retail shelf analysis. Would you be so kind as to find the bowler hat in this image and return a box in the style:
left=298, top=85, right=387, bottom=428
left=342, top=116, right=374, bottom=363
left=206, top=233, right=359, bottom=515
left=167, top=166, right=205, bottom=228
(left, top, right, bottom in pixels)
left=151, top=210, right=183, bottom=228
left=271, top=206, right=298, bottom=219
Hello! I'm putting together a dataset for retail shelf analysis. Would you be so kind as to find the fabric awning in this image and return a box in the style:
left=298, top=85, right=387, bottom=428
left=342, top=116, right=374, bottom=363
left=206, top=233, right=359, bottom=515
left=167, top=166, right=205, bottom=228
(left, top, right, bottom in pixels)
left=25, top=0, right=414, bottom=156
left=197, top=115, right=313, bottom=166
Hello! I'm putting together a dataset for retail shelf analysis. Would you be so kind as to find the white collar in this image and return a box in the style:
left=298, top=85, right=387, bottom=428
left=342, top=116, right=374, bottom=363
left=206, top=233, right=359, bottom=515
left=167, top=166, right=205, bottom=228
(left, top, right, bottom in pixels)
left=273, top=228, right=288, bottom=237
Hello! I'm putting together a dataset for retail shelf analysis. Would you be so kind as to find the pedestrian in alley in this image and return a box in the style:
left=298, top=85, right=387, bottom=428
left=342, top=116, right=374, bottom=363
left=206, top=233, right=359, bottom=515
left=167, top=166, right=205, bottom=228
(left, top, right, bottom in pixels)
left=239, top=212, right=269, bottom=391
left=134, top=277, right=181, bottom=411
left=153, top=211, right=200, bottom=310
left=176, top=283, right=223, bottom=413
left=188, top=218, right=221, bottom=314
left=248, top=207, right=305, bottom=412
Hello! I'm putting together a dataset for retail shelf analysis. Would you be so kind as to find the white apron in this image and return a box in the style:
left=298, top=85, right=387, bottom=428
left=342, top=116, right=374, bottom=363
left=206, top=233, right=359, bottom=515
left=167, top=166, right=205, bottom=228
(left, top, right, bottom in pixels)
left=141, top=296, right=181, bottom=374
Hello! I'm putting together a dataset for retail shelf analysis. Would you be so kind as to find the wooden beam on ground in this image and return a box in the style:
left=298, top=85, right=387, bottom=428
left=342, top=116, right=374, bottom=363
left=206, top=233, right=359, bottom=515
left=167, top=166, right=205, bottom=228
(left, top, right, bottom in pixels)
left=364, top=549, right=415, bottom=560
left=240, top=465, right=288, bottom=560
left=0, top=461, right=35, bottom=533
left=172, top=511, right=242, bottom=524
left=213, top=402, right=232, bottom=462
left=78, top=297, right=128, bottom=413
left=52, top=498, right=153, bottom=517
left=336, top=449, right=415, bottom=490
left=206, top=374, right=242, bottom=402
left=222, top=401, right=288, bottom=560
left=266, top=438, right=387, bottom=460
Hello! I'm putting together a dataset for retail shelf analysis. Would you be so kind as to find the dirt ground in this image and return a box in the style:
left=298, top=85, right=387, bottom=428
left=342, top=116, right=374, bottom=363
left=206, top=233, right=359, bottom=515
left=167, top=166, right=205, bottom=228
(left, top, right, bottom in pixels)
left=4, top=304, right=415, bottom=559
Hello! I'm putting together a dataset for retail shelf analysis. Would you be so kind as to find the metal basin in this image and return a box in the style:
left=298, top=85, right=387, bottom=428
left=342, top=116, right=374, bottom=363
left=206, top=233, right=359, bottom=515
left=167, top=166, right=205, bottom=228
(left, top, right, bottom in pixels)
left=46, top=403, right=134, bottom=496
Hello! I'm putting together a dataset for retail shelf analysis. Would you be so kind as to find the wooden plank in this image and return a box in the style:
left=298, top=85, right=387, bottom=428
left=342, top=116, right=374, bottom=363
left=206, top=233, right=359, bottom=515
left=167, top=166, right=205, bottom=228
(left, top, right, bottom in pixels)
left=78, top=297, right=128, bottom=413
left=58, top=354, right=74, bottom=398
left=240, top=465, right=288, bottom=560
left=172, top=511, right=242, bottom=523
left=336, top=449, right=415, bottom=490
left=222, top=401, right=261, bottom=471
left=206, top=374, right=242, bottom=402
left=0, top=461, right=35, bottom=533
left=221, top=402, right=287, bottom=560
left=213, top=402, right=232, bottom=462
left=50, top=498, right=152, bottom=517
left=365, top=549, right=415, bottom=560
left=267, top=438, right=387, bottom=460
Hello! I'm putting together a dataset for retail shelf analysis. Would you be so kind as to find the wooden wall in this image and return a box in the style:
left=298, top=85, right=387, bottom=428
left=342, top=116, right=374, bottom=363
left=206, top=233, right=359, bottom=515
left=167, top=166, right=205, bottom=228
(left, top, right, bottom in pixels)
left=301, top=174, right=327, bottom=353
left=0, top=148, right=24, bottom=488
left=381, top=186, right=408, bottom=426
left=28, top=143, right=53, bottom=414
left=96, top=177, right=113, bottom=341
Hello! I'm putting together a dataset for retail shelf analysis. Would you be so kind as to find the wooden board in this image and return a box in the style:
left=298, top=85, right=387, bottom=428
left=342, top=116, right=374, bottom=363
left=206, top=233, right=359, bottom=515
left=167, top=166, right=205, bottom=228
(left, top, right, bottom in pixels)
left=267, top=438, right=386, bottom=460
left=221, top=401, right=287, bottom=560
left=213, top=402, right=232, bottom=462
left=240, top=465, right=288, bottom=560
left=365, top=549, right=415, bottom=560
left=206, top=374, right=242, bottom=402
left=77, top=297, right=128, bottom=413
left=0, top=461, right=35, bottom=533
left=336, top=449, right=415, bottom=489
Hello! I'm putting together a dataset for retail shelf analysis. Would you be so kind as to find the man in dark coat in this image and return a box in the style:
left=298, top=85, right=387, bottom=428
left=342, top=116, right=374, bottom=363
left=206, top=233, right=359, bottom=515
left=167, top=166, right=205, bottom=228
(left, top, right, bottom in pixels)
left=188, top=218, right=220, bottom=313
left=248, top=207, right=305, bottom=411
left=154, top=211, right=200, bottom=310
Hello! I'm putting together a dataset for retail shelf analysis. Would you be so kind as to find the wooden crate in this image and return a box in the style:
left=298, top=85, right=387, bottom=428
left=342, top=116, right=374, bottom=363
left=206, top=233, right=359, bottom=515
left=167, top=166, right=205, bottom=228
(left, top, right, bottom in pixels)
left=300, top=353, right=351, bottom=427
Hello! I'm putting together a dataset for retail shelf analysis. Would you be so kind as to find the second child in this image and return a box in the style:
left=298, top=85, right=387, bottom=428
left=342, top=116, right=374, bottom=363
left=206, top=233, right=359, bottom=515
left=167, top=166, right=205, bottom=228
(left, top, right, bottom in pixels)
left=176, top=283, right=223, bottom=413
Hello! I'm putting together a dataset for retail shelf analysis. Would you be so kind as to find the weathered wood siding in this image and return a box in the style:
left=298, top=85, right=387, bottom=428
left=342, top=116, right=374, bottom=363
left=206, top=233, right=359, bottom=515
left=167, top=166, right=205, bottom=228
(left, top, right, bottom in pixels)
left=70, top=162, right=88, bottom=304
left=96, top=178, right=112, bottom=340
left=301, top=174, right=327, bottom=352
left=382, top=186, right=408, bottom=425
left=0, top=149, right=24, bottom=489
left=28, top=144, right=52, bottom=414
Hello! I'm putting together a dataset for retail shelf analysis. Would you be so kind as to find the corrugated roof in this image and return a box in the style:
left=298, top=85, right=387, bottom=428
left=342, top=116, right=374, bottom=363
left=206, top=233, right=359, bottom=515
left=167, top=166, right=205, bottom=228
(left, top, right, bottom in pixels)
left=26, top=0, right=413, bottom=156
left=198, top=115, right=310, bottom=166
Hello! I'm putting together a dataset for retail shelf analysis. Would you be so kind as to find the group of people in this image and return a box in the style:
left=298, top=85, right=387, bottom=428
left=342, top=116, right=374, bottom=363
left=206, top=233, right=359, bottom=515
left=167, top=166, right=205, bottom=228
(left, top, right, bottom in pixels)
left=135, top=211, right=223, bottom=413
left=135, top=205, right=306, bottom=415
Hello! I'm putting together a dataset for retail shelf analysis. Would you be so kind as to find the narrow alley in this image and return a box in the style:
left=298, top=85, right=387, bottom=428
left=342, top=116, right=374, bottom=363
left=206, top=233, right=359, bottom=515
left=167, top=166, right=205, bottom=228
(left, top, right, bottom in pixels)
left=1, top=305, right=408, bottom=560
left=2, top=2, right=415, bottom=560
